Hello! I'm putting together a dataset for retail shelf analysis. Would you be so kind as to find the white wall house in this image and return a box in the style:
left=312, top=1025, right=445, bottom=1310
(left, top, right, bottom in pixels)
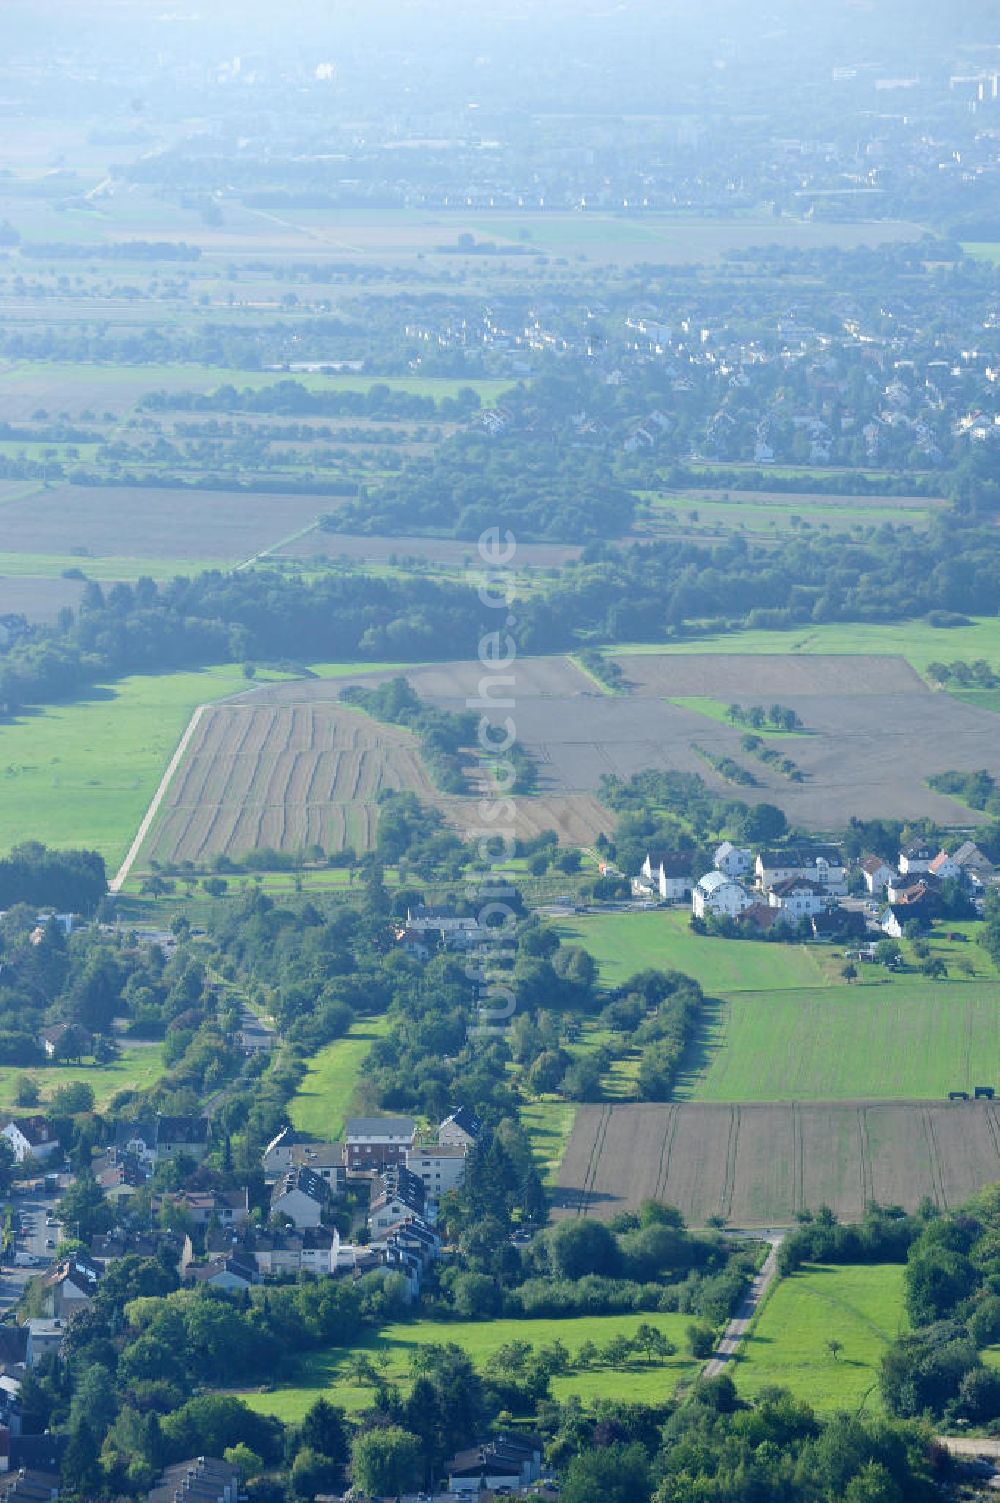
left=692, top=871, right=754, bottom=919
left=767, top=878, right=830, bottom=917
left=2, top=1119, right=59, bottom=1164
left=405, top=1144, right=468, bottom=1199
left=270, top=1166, right=326, bottom=1229
left=755, top=847, right=847, bottom=895
left=714, top=842, right=753, bottom=878
left=639, top=851, right=692, bottom=901
left=861, top=856, right=895, bottom=894
left=899, top=844, right=935, bottom=875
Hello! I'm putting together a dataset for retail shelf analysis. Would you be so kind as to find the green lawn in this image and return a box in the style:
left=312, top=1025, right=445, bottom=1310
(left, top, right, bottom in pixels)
left=0, top=552, right=229, bottom=580
left=554, top=910, right=837, bottom=993
left=519, top=1099, right=579, bottom=1184
left=0, top=657, right=406, bottom=867
left=668, top=698, right=810, bottom=736
left=241, top=1311, right=698, bottom=1422
left=610, top=618, right=1000, bottom=678
left=289, top=1016, right=393, bottom=1139
left=687, top=981, right=1000, bottom=1101
left=949, top=688, right=1000, bottom=715
left=642, top=492, right=934, bottom=537
left=736, top=1263, right=907, bottom=1413
left=0, top=665, right=270, bottom=864
left=0, top=361, right=513, bottom=408
left=1, top=1043, right=166, bottom=1111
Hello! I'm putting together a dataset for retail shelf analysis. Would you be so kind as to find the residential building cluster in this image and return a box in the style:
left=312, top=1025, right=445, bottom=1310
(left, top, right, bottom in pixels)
left=634, top=836, right=996, bottom=942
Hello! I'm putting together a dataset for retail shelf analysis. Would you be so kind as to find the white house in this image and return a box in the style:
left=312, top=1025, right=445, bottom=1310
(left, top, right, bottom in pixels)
left=248, top=1226, right=340, bottom=1277
left=714, top=842, right=753, bottom=878
left=368, top=1166, right=427, bottom=1235
left=767, top=878, right=830, bottom=917
left=404, top=906, right=481, bottom=949
left=405, top=1143, right=468, bottom=1199
left=692, top=871, right=754, bottom=919
left=898, top=843, right=935, bottom=875
left=639, top=851, right=692, bottom=901
left=755, top=846, right=847, bottom=895
left=860, top=856, right=895, bottom=894
left=269, top=1166, right=327, bottom=1229
left=446, top=1435, right=543, bottom=1495
left=1, top=1119, right=59, bottom=1165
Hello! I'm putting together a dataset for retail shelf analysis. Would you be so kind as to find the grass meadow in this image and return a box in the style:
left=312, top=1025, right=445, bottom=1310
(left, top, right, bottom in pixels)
left=0, top=552, right=230, bottom=580
left=736, top=1263, right=908, bottom=1413
left=610, top=617, right=1000, bottom=679
left=687, top=982, right=1000, bottom=1101
left=553, top=910, right=838, bottom=992
left=240, top=1311, right=698, bottom=1422
left=0, top=1043, right=166, bottom=1111
left=0, top=665, right=270, bottom=864
left=666, top=697, right=811, bottom=736
left=289, top=1016, right=393, bottom=1140
left=641, top=491, right=937, bottom=538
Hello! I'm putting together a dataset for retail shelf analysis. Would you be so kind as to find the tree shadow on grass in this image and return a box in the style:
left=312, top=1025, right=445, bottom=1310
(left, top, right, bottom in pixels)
left=671, top=994, right=726, bottom=1097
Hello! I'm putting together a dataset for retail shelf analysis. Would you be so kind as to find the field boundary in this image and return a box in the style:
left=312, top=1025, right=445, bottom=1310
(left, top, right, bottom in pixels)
left=110, top=704, right=207, bottom=892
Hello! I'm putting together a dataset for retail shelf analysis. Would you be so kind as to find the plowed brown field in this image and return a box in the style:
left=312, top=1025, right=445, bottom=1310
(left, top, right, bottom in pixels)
left=555, top=1100, right=1000, bottom=1227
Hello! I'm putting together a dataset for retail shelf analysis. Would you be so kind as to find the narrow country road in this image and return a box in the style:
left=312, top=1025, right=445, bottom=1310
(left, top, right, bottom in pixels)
left=109, top=704, right=207, bottom=893
left=703, top=1234, right=784, bottom=1378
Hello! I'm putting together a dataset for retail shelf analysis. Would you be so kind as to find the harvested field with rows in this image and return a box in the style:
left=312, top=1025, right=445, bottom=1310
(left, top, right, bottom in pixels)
left=555, top=1100, right=1000, bottom=1227
left=163, top=646, right=1000, bottom=851
left=143, top=695, right=611, bottom=863
left=145, top=701, right=436, bottom=862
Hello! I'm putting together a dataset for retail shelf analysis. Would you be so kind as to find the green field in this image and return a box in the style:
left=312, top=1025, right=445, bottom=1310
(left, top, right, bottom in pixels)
left=1, top=1043, right=166, bottom=1111
left=242, top=1311, right=698, bottom=1422
left=0, top=658, right=411, bottom=868
left=554, top=910, right=837, bottom=993
left=610, top=618, right=1000, bottom=678
left=0, top=665, right=272, bottom=864
left=949, top=688, right=1000, bottom=715
left=687, top=982, right=1000, bottom=1102
left=642, top=492, right=935, bottom=537
left=0, top=361, right=514, bottom=408
left=0, top=552, right=228, bottom=580
left=667, top=697, right=810, bottom=736
left=736, top=1263, right=907, bottom=1413
left=289, top=1016, right=393, bottom=1139
left=520, top=1099, right=579, bottom=1184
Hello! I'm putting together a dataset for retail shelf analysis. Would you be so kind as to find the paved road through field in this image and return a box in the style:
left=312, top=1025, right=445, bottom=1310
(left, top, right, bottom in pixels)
left=703, top=1233, right=784, bottom=1378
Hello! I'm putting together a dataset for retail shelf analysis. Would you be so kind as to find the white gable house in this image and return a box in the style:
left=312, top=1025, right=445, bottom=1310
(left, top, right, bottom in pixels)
left=692, top=871, right=754, bottom=919
left=714, top=842, right=753, bottom=878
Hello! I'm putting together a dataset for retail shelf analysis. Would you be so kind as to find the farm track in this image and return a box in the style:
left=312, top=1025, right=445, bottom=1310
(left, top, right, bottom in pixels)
left=111, top=703, right=207, bottom=891
left=720, top=1106, right=742, bottom=1221
left=653, top=1105, right=680, bottom=1203
left=857, top=1108, right=874, bottom=1209
left=921, top=1108, right=948, bottom=1209
left=793, top=1101, right=805, bottom=1215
